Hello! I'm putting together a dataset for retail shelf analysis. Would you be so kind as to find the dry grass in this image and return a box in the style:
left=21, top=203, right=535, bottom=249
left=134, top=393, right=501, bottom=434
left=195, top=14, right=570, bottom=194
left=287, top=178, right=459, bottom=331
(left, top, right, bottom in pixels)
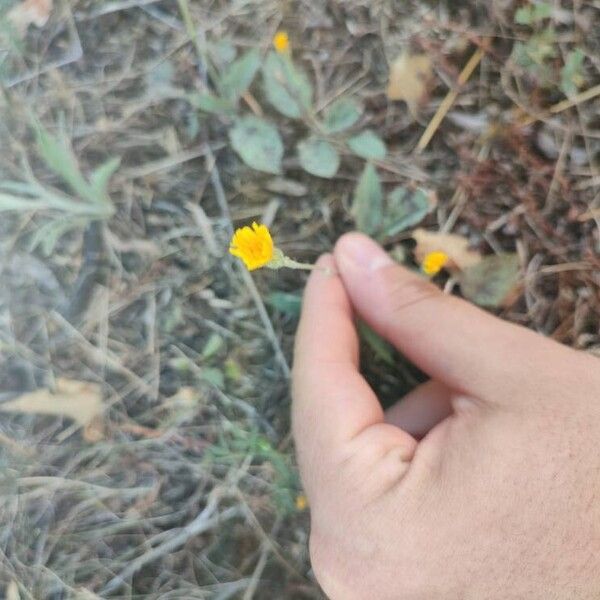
left=0, top=0, right=599, bottom=598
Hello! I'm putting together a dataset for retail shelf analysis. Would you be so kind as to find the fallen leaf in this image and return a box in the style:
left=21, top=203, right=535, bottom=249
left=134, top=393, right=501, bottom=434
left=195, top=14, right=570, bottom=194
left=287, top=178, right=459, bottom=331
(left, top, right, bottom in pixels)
left=0, top=378, right=104, bottom=441
left=7, top=0, right=53, bottom=36
left=412, top=228, right=481, bottom=271
left=387, top=53, right=433, bottom=117
left=459, top=254, right=521, bottom=307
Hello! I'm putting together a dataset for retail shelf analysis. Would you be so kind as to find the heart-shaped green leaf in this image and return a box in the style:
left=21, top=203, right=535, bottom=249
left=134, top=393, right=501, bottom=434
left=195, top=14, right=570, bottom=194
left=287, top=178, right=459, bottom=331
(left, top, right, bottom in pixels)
left=348, top=130, right=387, bottom=160
left=297, top=137, right=340, bottom=178
left=229, top=116, right=283, bottom=174
left=322, top=98, right=362, bottom=133
left=383, top=186, right=433, bottom=236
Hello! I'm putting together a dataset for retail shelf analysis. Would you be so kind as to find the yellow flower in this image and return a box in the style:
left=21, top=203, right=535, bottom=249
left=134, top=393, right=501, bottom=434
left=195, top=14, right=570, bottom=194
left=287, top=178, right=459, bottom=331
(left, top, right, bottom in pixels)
left=272, top=31, right=290, bottom=53
left=295, top=494, right=308, bottom=511
left=422, top=251, right=449, bottom=276
left=229, top=222, right=318, bottom=272
left=229, top=222, right=275, bottom=271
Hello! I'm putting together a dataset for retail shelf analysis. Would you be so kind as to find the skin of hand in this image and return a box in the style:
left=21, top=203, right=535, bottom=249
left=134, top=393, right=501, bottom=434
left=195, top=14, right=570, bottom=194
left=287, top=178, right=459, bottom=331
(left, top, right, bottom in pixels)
left=292, top=232, right=600, bottom=600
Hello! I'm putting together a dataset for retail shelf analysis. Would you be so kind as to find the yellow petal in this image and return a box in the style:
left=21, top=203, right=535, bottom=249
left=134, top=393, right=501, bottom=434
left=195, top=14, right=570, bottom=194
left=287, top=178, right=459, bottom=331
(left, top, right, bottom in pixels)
left=229, top=222, right=275, bottom=270
left=422, top=251, right=449, bottom=276
left=272, top=31, right=289, bottom=53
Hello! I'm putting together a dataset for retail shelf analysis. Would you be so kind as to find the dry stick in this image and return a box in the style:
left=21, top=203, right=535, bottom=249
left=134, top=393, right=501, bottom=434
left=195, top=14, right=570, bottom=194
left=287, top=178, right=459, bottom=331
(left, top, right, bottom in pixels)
left=242, top=520, right=280, bottom=600
left=416, top=47, right=485, bottom=154
left=51, top=311, right=156, bottom=397
left=101, top=500, right=241, bottom=595
left=519, top=83, right=600, bottom=127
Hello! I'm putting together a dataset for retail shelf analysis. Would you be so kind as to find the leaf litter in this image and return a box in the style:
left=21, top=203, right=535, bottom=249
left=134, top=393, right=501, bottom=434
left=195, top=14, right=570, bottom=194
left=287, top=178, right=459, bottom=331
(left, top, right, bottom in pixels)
left=0, top=378, right=104, bottom=442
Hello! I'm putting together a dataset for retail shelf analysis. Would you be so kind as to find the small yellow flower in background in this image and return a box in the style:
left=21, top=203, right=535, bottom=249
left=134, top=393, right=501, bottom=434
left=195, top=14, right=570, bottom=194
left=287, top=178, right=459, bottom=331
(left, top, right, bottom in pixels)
left=272, top=30, right=290, bottom=53
left=229, top=222, right=319, bottom=272
left=229, top=222, right=274, bottom=271
left=422, top=250, right=449, bottom=276
left=295, top=494, right=308, bottom=511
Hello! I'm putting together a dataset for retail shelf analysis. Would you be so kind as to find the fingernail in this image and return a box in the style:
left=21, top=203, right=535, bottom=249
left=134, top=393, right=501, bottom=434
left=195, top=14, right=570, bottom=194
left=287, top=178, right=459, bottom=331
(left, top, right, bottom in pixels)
left=337, top=234, right=394, bottom=272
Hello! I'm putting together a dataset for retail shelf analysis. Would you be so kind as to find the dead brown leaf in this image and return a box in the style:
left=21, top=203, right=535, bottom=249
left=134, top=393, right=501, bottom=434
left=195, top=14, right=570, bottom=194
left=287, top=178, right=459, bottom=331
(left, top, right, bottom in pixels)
left=412, top=228, right=482, bottom=271
left=0, top=378, right=104, bottom=441
left=387, top=53, right=433, bottom=118
left=6, top=0, right=53, bottom=36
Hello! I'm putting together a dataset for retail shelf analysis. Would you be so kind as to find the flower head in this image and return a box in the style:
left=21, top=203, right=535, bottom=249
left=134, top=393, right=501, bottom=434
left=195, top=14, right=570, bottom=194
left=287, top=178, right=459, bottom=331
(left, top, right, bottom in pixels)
left=295, top=494, right=308, bottom=511
left=229, top=222, right=274, bottom=271
left=422, top=250, right=449, bottom=276
left=272, top=31, right=290, bottom=53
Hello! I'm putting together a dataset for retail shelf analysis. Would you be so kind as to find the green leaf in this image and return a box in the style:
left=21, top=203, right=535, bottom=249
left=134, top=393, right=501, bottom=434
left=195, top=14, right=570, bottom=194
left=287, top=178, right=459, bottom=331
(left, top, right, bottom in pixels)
left=267, top=291, right=302, bottom=318
left=224, top=358, right=242, bottom=382
left=189, top=92, right=235, bottom=114
left=357, top=320, right=395, bottom=367
left=90, top=157, right=120, bottom=198
left=560, top=49, right=585, bottom=97
left=229, top=116, right=283, bottom=174
left=459, top=254, right=521, bottom=307
left=297, top=137, right=340, bottom=178
left=351, top=162, right=383, bottom=235
left=33, top=121, right=92, bottom=202
left=212, top=39, right=237, bottom=65
left=512, top=28, right=557, bottom=68
left=515, top=2, right=552, bottom=25
left=30, top=120, right=115, bottom=217
left=322, top=98, right=362, bottom=133
left=0, top=191, right=45, bottom=212
left=0, top=181, right=98, bottom=215
left=145, top=60, right=176, bottom=95
left=201, top=333, right=224, bottom=360
left=262, top=52, right=312, bottom=118
left=28, top=219, right=85, bottom=256
left=200, top=367, right=225, bottom=389
left=515, top=6, right=533, bottom=24
left=382, top=187, right=433, bottom=237
left=347, top=130, right=386, bottom=160
left=219, top=48, right=261, bottom=102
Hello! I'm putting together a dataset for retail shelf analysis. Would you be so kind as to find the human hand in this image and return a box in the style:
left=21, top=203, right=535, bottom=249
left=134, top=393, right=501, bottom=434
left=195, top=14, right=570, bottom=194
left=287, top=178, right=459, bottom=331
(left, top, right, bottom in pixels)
left=292, top=232, right=600, bottom=600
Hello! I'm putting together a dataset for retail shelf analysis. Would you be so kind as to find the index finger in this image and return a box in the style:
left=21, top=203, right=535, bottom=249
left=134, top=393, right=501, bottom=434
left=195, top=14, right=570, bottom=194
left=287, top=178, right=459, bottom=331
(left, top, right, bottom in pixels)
left=292, top=254, right=384, bottom=490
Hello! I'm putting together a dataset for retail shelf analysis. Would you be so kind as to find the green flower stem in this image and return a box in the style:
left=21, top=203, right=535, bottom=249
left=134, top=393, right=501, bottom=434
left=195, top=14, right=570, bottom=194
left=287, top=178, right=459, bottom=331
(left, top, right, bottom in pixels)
left=266, top=248, right=333, bottom=274
left=281, top=256, right=317, bottom=270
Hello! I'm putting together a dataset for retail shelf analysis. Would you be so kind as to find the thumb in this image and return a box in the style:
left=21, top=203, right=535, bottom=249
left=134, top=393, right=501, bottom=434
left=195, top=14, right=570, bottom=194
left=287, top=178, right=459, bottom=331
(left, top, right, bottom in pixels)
left=334, top=233, right=556, bottom=402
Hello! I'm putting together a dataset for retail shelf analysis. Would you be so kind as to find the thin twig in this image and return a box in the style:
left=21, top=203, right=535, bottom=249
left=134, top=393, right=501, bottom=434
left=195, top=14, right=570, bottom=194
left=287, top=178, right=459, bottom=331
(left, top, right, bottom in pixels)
left=518, top=83, right=600, bottom=127
left=50, top=311, right=156, bottom=397
left=416, top=47, right=485, bottom=153
left=101, top=499, right=241, bottom=594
